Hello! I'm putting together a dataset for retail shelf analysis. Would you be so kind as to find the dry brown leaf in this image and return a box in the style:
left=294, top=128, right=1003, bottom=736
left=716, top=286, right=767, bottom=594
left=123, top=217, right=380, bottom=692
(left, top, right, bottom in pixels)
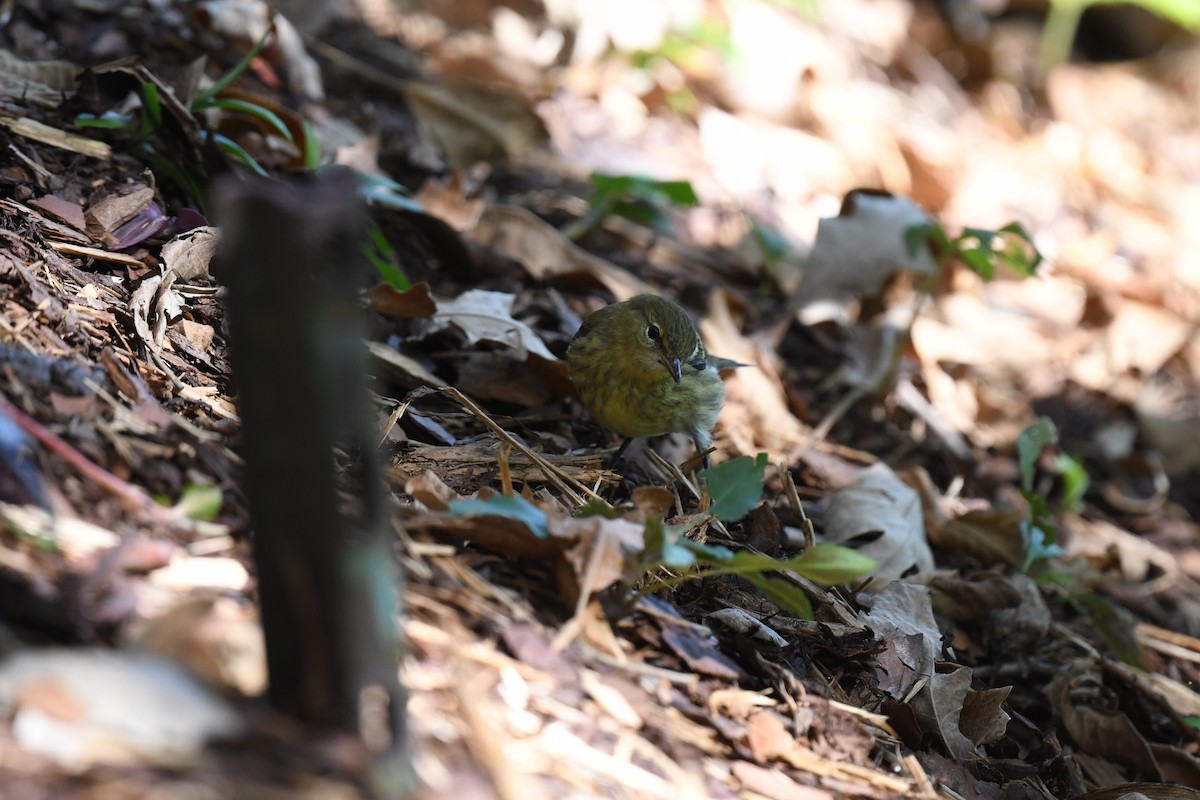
left=731, top=760, right=836, bottom=800
left=366, top=339, right=443, bottom=387
left=745, top=709, right=796, bottom=763
left=701, top=289, right=806, bottom=451
left=958, top=685, right=1011, bottom=747
left=402, top=79, right=546, bottom=168
left=1046, top=659, right=1163, bottom=779
left=129, top=272, right=182, bottom=353
left=822, top=462, right=934, bottom=588
left=133, top=596, right=266, bottom=696
left=793, top=192, right=936, bottom=307
left=470, top=205, right=648, bottom=300
left=368, top=281, right=437, bottom=318
left=414, top=175, right=487, bottom=232
left=859, top=582, right=941, bottom=699
left=932, top=508, right=1025, bottom=569
left=927, top=571, right=1022, bottom=622
left=426, top=289, right=556, bottom=361
left=1071, top=300, right=1193, bottom=393
left=0, top=50, right=78, bottom=106
left=160, top=227, right=219, bottom=282
left=910, top=666, right=978, bottom=761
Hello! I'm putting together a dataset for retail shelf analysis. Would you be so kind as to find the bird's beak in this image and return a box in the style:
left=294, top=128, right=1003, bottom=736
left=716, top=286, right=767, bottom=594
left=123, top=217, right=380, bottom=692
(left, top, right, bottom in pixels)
left=668, top=357, right=682, bottom=383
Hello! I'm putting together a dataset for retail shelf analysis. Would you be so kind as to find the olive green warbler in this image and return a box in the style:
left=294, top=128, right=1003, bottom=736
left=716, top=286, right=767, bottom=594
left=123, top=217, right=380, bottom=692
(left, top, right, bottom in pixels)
left=567, top=294, right=737, bottom=463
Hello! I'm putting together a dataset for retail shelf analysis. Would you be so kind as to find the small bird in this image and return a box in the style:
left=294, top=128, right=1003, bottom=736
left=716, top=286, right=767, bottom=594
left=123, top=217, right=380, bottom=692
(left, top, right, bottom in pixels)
left=566, top=294, right=737, bottom=465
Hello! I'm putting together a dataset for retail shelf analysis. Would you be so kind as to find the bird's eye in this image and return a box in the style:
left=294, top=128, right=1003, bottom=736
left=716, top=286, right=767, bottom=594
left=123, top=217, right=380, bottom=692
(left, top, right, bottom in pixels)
left=646, top=324, right=661, bottom=342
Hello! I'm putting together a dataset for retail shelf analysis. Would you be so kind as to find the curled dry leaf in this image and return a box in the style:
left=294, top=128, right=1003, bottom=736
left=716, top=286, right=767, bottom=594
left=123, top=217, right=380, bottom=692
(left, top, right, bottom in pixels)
left=129, top=271, right=183, bottom=353
left=1046, top=659, right=1165, bottom=780
left=1061, top=514, right=1180, bottom=583
left=822, top=462, right=934, bottom=588
left=160, top=226, right=219, bottom=282
left=426, top=289, right=556, bottom=361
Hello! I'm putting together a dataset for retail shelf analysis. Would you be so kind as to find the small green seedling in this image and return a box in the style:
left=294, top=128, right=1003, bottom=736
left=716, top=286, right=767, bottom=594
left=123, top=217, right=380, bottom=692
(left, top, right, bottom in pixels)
left=1015, top=416, right=1091, bottom=574
left=564, top=173, right=699, bottom=240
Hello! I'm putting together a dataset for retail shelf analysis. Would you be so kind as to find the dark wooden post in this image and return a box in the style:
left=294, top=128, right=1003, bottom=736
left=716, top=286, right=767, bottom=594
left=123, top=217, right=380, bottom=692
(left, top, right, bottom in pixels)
left=213, top=170, right=408, bottom=794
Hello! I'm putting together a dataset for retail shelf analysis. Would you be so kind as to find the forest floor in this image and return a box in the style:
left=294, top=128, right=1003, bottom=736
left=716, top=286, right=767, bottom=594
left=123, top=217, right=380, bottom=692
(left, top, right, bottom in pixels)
left=1, top=0, right=1199, bottom=798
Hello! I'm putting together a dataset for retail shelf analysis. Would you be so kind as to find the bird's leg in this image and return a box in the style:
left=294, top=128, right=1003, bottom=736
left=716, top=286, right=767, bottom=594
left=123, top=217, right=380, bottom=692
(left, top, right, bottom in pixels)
left=605, top=436, right=634, bottom=468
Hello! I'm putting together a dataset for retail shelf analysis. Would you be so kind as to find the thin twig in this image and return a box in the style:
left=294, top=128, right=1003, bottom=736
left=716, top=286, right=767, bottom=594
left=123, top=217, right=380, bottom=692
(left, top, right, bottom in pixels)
left=376, top=399, right=410, bottom=448
left=780, top=463, right=815, bottom=549
left=440, top=386, right=600, bottom=506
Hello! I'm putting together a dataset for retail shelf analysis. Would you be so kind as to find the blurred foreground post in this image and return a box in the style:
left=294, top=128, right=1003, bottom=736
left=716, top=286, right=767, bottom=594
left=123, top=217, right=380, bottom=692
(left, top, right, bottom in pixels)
left=214, top=171, right=408, bottom=795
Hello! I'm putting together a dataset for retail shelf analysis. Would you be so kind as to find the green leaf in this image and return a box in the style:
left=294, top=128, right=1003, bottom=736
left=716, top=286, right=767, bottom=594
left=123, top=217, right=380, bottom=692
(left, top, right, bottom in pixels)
left=204, top=97, right=294, bottom=142
left=1019, top=520, right=1064, bottom=573
left=994, top=222, right=1042, bottom=277
left=192, top=17, right=277, bottom=109
left=741, top=573, right=813, bottom=618
left=177, top=484, right=222, bottom=521
left=787, top=542, right=876, bottom=584
left=905, top=221, right=939, bottom=258
left=355, top=173, right=426, bottom=214
left=1017, top=416, right=1057, bottom=493
left=1097, top=0, right=1200, bottom=30
left=576, top=499, right=619, bottom=519
left=958, top=246, right=995, bottom=280
left=685, top=542, right=874, bottom=586
left=141, top=82, right=163, bottom=127
left=588, top=173, right=699, bottom=208
left=364, top=227, right=409, bottom=290
left=448, top=494, right=549, bottom=538
left=302, top=119, right=322, bottom=170
left=643, top=518, right=696, bottom=569
left=1055, top=453, right=1090, bottom=512
left=207, top=132, right=269, bottom=176
left=74, top=112, right=133, bottom=130
left=699, top=453, right=768, bottom=522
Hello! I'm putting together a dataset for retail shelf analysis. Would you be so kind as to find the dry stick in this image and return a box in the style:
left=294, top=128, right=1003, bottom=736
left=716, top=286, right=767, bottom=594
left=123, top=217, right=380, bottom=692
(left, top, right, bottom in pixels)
left=497, top=444, right=514, bottom=496
left=780, top=462, right=815, bottom=549
left=375, top=399, right=410, bottom=448
left=644, top=449, right=730, bottom=539
left=439, top=386, right=601, bottom=506
left=0, top=393, right=175, bottom=526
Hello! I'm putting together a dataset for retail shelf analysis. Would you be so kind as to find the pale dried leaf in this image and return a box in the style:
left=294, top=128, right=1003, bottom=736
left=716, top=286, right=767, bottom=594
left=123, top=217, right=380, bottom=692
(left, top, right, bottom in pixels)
left=795, top=193, right=936, bottom=306
left=823, top=462, right=934, bottom=588
left=427, top=289, right=556, bottom=361
left=161, top=227, right=219, bottom=282
left=0, top=649, right=241, bottom=769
